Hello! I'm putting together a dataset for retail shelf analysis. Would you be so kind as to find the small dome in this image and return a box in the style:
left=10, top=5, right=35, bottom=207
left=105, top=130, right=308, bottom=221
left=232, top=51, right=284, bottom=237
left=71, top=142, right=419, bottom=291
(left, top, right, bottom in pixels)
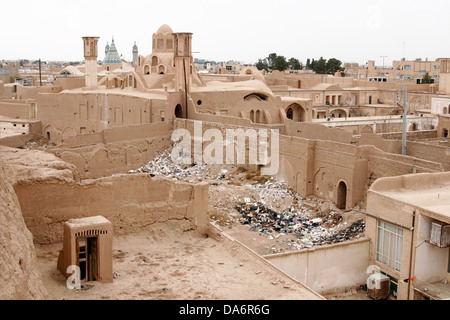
left=156, top=24, right=173, bottom=35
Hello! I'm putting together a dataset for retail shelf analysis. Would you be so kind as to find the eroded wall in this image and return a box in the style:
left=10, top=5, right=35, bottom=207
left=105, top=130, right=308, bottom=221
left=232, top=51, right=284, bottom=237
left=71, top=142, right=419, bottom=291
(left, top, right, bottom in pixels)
left=0, top=159, right=48, bottom=299
left=48, top=122, right=172, bottom=179
left=14, top=174, right=208, bottom=245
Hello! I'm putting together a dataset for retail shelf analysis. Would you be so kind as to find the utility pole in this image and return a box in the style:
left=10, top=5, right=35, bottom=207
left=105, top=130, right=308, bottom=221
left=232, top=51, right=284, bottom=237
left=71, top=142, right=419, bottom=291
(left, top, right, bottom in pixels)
left=39, top=59, right=42, bottom=86
left=402, top=86, right=407, bottom=155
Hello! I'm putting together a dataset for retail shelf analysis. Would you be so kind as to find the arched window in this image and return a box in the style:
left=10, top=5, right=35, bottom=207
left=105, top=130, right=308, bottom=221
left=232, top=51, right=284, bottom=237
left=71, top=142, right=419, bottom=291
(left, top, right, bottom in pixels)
left=250, top=110, right=255, bottom=122
left=151, top=56, right=158, bottom=67
left=255, top=110, right=261, bottom=123
left=444, top=107, right=448, bottom=115
left=144, top=65, right=150, bottom=75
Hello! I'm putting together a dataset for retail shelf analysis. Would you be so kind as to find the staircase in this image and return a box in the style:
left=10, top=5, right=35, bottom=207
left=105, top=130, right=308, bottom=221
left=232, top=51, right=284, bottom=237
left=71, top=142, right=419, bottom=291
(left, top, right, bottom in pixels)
left=136, top=72, right=149, bottom=90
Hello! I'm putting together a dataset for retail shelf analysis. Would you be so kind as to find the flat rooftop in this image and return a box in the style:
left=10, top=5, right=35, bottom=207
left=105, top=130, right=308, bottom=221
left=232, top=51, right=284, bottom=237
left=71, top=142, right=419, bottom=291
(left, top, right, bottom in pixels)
left=370, top=172, right=450, bottom=220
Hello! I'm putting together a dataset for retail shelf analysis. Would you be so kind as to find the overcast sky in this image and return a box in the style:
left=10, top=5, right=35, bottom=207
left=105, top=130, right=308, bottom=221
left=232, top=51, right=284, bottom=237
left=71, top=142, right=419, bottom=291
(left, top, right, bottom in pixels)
left=1, top=0, right=449, bottom=66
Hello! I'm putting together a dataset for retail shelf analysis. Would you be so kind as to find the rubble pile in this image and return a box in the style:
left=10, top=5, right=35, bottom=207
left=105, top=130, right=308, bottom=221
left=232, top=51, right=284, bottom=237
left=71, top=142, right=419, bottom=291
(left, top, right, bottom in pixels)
left=249, top=180, right=300, bottom=210
left=236, top=200, right=365, bottom=251
left=128, top=149, right=230, bottom=183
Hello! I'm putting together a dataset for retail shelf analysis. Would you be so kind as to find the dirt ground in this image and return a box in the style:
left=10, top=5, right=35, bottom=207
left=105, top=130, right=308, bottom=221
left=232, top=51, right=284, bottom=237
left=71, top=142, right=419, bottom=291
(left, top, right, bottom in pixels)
left=35, top=222, right=321, bottom=300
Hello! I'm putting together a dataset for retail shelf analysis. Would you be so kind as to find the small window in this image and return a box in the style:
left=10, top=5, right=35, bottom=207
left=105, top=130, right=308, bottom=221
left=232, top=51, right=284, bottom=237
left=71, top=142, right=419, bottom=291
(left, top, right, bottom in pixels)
left=197, top=100, right=202, bottom=105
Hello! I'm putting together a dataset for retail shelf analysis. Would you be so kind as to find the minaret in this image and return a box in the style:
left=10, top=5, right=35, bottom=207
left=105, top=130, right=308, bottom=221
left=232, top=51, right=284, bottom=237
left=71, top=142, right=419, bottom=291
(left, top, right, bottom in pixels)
left=105, top=41, right=110, bottom=57
left=132, top=41, right=138, bottom=67
left=82, top=36, right=99, bottom=88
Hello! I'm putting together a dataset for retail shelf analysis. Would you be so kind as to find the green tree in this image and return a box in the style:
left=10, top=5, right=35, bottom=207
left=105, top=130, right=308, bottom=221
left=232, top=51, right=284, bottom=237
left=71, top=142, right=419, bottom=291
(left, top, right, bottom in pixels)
left=306, top=58, right=311, bottom=70
left=256, top=58, right=269, bottom=71
left=288, top=57, right=302, bottom=70
left=314, top=57, right=327, bottom=74
left=266, top=53, right=278, bottom=69
left=326, top=58, right=343, bottom=74
left=309, top=58, right=316, bottom=71
left=273, top=55, right=289, bottom=71
left=422, top=72, right=433, bottom=84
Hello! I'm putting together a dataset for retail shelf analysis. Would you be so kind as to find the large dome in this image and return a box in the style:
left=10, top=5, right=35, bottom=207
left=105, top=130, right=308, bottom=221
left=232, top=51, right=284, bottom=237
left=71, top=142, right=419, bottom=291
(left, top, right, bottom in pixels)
left=156, top=24, right=173, bottom=35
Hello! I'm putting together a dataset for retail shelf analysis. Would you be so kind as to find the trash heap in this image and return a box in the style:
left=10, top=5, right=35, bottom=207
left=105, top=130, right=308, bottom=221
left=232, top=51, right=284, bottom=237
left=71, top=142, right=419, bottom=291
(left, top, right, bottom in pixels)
left=236, top=200, right=365, bottom=250
left=249, top=180, right=301, bottom=210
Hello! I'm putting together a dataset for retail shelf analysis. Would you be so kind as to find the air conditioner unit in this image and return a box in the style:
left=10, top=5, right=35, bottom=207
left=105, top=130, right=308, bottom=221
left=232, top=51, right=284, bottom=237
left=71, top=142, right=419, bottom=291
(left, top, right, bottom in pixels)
left=430, top=222, right=450, bottom=248
left=367, top=273, right=390, bottom=300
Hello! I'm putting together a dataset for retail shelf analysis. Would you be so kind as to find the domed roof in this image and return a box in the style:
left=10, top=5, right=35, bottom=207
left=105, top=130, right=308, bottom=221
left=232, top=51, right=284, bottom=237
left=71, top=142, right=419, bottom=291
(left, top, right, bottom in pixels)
left=156, top=24, right=173, bottom=34
left=103, top=38, right=122, bottom=65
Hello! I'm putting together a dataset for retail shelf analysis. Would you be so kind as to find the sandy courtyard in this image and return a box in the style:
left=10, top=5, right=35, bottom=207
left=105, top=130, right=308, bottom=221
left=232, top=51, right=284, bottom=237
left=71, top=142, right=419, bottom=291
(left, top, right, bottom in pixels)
left=35, top=222, right=322, bottom=300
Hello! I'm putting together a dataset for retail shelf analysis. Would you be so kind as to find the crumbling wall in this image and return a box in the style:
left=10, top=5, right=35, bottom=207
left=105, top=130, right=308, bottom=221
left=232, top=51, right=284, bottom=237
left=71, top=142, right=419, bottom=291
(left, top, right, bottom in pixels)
left=48, top=123, right=172, bottom=179
left=0, top=159, right=48, bottom=299
left=14, top=174, right=208, bottom=245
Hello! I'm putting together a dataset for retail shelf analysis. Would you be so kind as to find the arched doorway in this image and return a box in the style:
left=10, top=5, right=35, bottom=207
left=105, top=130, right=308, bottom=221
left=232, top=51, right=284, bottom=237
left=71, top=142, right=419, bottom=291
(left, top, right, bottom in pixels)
left=337, top=181, right=347, bottom=210
left=286, top=103, right=306, bottom=122
left=369, top=96, right=373, bottom=104
left=286, top=108, right=294, bottom=120
left=175, top=104, right=183, bottom=118
left=144, top=65, right=150, bottom=75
